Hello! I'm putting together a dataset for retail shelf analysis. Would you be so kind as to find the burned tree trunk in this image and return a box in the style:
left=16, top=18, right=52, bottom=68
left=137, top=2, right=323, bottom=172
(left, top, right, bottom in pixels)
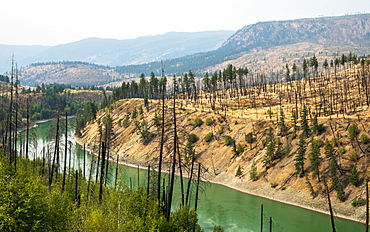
left=62, top=111, right=68, bottom=192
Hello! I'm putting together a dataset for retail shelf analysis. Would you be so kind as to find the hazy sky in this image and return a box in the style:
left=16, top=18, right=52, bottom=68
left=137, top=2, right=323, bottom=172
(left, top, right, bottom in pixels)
left=1, top=0, right=369, bottom=46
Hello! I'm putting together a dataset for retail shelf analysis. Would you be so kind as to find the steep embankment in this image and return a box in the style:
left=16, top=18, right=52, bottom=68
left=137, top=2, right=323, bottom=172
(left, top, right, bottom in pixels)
left=77, top=59, right=370, bottom=224
left=77, top=97, right=370, bottom=223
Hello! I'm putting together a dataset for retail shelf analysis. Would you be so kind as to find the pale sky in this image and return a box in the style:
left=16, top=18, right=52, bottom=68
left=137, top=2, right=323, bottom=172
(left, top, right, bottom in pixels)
left=1, top=0, right=369, bottom=46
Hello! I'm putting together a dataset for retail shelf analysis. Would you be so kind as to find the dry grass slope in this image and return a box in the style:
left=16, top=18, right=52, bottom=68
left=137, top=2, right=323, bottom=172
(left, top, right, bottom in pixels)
left=77, top=60, right=370, bottom=223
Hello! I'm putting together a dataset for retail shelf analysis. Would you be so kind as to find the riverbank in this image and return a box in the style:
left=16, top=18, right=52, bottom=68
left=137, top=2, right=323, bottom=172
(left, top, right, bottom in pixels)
left=17, top=116, right=76, bottom=134
left=73, top=134, right=367, bottom=226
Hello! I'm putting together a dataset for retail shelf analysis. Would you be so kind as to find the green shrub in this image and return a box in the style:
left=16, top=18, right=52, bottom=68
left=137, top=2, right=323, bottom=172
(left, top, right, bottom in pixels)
left=290, top=132, right=296, bottom=139
left=235, top=165, right=242, bottom=177
left=213, top=225, right=225, bottom=232
left=349, top=152, right=359, bottom=162
left=217, top=128, right=224, bottom=135
left=317, top=123, right=325, bottom=133
left=194, top=118, right=203, bottom=127
left=205, top=118, right=213, bottom=126
left=187, top=134, right=198, bottom=144
left=361, top=134, right=369, bottom=144
left=338, top=146, right=346, bottom=154
left=224, top=136, right=235, bottom=146
left=235, top=144, right=244, bottom=154
left=351, top=196, right=365, bottom=207
left=349, top=165, right=360, bottom=187
left=250, top=161, right=258, bottom=181
left=270, top=183, right=278, bottom=188
left=330, top=137, right=338, bottom=146
left=245, top=132, right=254, bottom=144
left=204, top=132, right=213, bottom=142
left=312, top=139, right=324, bottom=147
left=348, top=123, right=360, bottom=141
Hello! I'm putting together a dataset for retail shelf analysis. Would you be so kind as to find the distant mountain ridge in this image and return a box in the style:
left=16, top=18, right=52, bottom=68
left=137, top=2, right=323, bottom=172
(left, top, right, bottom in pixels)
left=16, top=14, right=370, bottom=86
left=112, top=14, right=370, bottom=75
left=222, top=14, right=370, bottom=50
left=0, top=31, right=234, bottom=73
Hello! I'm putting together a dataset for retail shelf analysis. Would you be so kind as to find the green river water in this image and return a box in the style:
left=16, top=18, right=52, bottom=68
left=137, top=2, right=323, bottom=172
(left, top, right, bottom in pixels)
left=18, top=119, right=365, bottom=231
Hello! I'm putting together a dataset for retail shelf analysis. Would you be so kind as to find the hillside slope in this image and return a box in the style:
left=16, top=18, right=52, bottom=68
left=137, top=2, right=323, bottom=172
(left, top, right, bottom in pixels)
left=115, top=14, right=370, bottom=75
left=17, top=14, right=370, bottom=86
left=18, top=62, right=120, bottom=86
left=76, top=60, right=370, bottom=223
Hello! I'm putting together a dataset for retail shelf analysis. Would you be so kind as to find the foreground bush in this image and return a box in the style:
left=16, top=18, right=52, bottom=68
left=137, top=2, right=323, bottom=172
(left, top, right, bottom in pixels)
left=0, top=153, right=204, bottom=231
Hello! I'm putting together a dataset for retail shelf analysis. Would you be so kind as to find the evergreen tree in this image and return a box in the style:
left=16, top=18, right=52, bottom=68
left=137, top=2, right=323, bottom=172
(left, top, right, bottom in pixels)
left=235, top=165, right=242, bottom=177
left=309, top=140, right=322, bottom=181
left=311, top=114, right=318, bottom=135
left=250, top=160, right=258, bottom=181
left=295, top=135, right=306, bottom=177
left=349, top=164, right=360, bottom=187
left=348, top=123, right=360, bottom=143
left=278, top=108, right=286, bottom=134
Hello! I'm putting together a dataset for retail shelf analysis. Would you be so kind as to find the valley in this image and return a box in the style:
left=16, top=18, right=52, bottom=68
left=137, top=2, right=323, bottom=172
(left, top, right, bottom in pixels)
left=1, top=13, right=370, bottom=231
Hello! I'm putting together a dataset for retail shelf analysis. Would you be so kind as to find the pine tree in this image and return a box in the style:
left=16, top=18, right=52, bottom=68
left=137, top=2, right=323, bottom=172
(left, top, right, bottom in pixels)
left=349, top=164, right=360, bottom=187
left=309, top=140, right=322, bottom=181
left=311, top=114, right=319, bottom=135
left=235, top=165, right=242, bottom=177
left=278, top=108, right=286, bottom=134
left=250, top=160, right=258, bottom=181
left=295, top=135, right=306, bottom=177
left=348, top=123, right=360, bottom=143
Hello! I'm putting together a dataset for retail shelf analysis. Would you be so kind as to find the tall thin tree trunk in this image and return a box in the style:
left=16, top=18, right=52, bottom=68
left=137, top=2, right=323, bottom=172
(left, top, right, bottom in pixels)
left=147, top=165, right=151, bottom=196
left=75, top=170, right=80, bottom=207
left=49, top=113, right=60, bottom=186
left=62, top=111, right=68, bottom=192
left=366, top=178, right=369, bottom=232
left=270, top=216, right=273, bottom=232
left=86, top=157, right=94, bottom=206
left=105, top=145, right=109, bottom=186
left=25, top=98, right=30, bottom=159
left=178, top=145, right=185, bottom=206
left=137, top=165, right=140, bottom=187
left=157, top=61, right=166, bottom=202
left=166, top=130, right=177, bottom=220
left=96, top=132, right=102, bottom=182
left=7, top=57, right=14, bottom=165
left=99, top=142, right=106, bottom=201
left=83, top=143, right=86, bottom=177
left=260, top=204, right=264, bottom=232
left=325, top=180, right=336, bottom=232
left=115, top=155, right=119, bottom=189
left=194, top=163, right=201, bottom=212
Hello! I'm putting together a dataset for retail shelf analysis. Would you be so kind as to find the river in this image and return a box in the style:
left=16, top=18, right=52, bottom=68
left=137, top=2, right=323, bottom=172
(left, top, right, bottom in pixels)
left=18, top=119, right=364, bottom=231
